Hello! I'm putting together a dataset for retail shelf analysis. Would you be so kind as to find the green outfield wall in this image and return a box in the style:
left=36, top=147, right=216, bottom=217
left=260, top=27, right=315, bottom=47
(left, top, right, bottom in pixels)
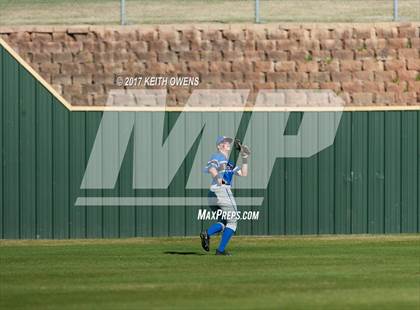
left=1, top=44, right=419, bottom=239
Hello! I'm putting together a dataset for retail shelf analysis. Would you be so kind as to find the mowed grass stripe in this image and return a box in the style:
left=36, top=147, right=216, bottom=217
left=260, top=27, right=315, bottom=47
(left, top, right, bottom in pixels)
left=1, top=235, right=419, bottom=309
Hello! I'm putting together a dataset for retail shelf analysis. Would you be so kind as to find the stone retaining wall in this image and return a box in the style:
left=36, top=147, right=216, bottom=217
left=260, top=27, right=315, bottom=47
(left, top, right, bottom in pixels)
left=1, top=23, right=419, bottom=106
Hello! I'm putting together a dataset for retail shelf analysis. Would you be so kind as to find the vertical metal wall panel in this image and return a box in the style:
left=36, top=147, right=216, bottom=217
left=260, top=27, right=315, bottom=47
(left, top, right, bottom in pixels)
left=19, top=65, right=36, bottom=238
left=285, top=113, right=302, bottom=235
left=418, top=110, right=420, bottom=232
left=301, top=112, right=318, bottom=235
left=384, top=112, right=401, bottom=233
left=267, top=113, right=286, bottom=235
left=168, top=112, right=186, bottom=236
left=85, top=112, right=103, bottom=238
left=3, top=49, right=20, bottom=238
left=52, top=99, right=70, bottom=238
left=317, top=113, right=335, bottom=234
left=334, top=113, right=352, bottom=234
left=251, top=112, right=269, bottom=235
left=119, top=112, right=136, bottom=238
left=0, top=47, right=3, bottom=238
left=69, top=112, right=87, bottom=238
left=185, top=112, right=203, bottom=236
left=35, top=82, right=53, bottom=238
left=102, top=113, right=120, bottom=238
left=285, top=157, right=302, bottom=235
left=401, top=111, right=418, bottom=233
left=1, top=46, right=420, bottom=239
left=152, top=112, right=169, bottom=236
left=350, top=112, right=368, bottom=233
left=134, top=112, right=152, bottom=237
left=368, top=112, right=385, bottom=233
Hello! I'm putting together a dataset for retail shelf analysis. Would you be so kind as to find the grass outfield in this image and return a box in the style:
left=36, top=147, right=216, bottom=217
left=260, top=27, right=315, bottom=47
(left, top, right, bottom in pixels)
left=1, top=235, right=419, bottom=309
left=0, top=0, right=419, bottom=25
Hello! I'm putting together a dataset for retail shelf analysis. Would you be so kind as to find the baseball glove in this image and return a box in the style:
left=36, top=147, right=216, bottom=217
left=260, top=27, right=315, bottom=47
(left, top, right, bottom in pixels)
left=234, top=139, right=251, bottom=157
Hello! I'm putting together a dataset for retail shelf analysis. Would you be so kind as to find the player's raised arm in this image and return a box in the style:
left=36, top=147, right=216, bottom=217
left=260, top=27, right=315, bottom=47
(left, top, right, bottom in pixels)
left=234, top=139, right=250, bottom=177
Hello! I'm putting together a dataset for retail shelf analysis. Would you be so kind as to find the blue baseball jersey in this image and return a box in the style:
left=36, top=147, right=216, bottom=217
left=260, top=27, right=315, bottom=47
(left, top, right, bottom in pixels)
left=204, top=152, right=241, bottom=186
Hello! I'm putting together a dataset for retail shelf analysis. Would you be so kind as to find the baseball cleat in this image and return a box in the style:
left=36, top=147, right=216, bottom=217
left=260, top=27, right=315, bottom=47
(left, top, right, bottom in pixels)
left=215, top=249, right=231, bottom=256
left=200, top=231, right=210, bottom=252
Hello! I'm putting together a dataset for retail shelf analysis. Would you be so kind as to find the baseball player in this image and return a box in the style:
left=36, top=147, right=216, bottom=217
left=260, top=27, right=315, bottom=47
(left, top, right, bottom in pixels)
left=200, top=136, right=250, bottom=256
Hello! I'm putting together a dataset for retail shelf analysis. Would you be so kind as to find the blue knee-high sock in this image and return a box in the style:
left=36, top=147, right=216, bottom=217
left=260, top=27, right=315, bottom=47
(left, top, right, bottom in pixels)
left=207, top=223, right=223, bottom=236
left=217, top=227, right=234, bottom=252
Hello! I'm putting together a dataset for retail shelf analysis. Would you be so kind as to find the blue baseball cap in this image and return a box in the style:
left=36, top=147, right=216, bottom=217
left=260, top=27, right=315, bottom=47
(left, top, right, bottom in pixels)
left=216, top=136, right=233, bottom=146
